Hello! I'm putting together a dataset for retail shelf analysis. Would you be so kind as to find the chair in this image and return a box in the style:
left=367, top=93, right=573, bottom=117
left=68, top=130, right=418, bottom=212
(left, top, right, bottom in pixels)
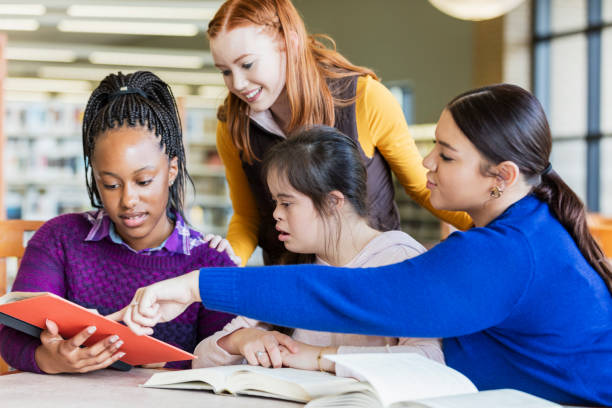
left=0, top=220, right=44, bottom=373
left=587, top=214, right=612, bottom=259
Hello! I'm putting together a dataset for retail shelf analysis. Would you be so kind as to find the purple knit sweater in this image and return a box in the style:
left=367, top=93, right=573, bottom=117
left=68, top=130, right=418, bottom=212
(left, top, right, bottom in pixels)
left=0, top=213, right=235, bottom=373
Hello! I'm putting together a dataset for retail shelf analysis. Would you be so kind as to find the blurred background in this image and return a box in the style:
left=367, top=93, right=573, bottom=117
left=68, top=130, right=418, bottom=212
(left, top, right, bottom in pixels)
left=0, top=0, right=611, bottom=262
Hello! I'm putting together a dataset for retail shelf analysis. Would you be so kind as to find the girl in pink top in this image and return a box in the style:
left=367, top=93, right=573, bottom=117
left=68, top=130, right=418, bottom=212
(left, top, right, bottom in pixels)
left=194, top=126, right=443, bottom=377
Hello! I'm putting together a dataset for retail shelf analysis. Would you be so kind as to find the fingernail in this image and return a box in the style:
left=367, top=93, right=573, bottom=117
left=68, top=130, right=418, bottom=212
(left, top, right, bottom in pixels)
left=87, top=326, right=97, bottom=334
left=109, top=335, right=119, bottom=343
left=115, top=340, right=124, bottom=348
left=117, top=352, right=126, bottom=358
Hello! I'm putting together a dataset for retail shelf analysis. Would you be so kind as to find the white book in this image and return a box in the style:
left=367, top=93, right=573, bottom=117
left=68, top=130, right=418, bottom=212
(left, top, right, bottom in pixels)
left=142, top=353, right=560, bottom=407
left=309, top=353, right=560, bottom=407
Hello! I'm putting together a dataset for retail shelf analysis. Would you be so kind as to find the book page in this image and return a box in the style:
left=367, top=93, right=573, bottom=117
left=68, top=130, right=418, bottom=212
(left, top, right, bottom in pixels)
left=325, top=353, right=477, bottom=408
left=306, top=390, right=382, bottom=408
left=229, top=366, right=368, bottom=401
left=395, top=389, right=561, bottom=408
left=143, top=367, right=233, bottom=393
left=0, top=291, right=48, bottom=305
left=144, top=365, right=367, bottom=403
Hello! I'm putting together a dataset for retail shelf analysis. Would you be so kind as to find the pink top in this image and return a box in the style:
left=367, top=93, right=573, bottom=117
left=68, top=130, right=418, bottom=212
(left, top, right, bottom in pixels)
left=193, top=231, right=444, bottom=378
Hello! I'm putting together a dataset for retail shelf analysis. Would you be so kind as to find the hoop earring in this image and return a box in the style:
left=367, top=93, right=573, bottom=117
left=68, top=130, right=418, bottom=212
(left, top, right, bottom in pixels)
left=490, top=186, right=503, bottom=198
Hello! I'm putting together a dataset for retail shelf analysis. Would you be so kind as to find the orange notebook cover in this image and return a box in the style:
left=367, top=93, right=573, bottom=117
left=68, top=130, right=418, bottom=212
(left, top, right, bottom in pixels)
left=0, top=292, right=195, bottom=366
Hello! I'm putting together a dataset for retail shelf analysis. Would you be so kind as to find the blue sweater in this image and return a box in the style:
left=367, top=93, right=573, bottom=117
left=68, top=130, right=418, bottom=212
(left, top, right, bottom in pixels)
left=201, top=195, right=612, bottom=406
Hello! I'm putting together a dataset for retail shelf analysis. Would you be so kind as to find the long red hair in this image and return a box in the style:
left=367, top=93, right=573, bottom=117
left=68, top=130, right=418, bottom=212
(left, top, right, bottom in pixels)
left=208, top=0, right=378, bottom=163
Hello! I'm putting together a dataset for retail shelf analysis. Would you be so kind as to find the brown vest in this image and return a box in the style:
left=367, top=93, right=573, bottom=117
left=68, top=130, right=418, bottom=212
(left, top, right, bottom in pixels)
left=241, top=76, right=400, bottom=264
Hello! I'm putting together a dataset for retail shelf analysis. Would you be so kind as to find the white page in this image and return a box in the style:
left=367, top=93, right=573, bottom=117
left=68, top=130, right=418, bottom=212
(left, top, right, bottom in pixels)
left=229, top=365, right=366, bottom=398
left=144, top=365, right=363, bottom=399
left=325, top=353, right=477, bottom=408
left=144, top=366, right=233, bottom=392
left=0, top=291, right=47, bottom=304
left=401, top=389, right=561, bottom=408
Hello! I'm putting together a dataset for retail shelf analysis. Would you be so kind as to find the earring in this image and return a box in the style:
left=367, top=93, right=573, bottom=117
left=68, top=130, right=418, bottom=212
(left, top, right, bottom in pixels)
left=490, top=186, right=503, bottom=198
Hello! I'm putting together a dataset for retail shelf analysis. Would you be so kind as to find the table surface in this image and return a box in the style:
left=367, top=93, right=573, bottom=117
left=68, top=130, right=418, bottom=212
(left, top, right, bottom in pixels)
left=0, top=368, right=303, bottom=407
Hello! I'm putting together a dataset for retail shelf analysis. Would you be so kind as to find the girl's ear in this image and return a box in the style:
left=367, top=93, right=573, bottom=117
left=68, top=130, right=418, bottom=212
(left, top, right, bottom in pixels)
left=493, top=160, right=520, bottom=190
left=327, top=190, right=345, bottom=212
left=168, top=157, right=179, bottom=186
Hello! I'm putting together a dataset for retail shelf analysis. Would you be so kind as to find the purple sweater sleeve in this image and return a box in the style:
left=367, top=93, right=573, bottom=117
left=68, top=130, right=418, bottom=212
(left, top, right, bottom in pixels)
left=0, top=222, right=66, bottom=373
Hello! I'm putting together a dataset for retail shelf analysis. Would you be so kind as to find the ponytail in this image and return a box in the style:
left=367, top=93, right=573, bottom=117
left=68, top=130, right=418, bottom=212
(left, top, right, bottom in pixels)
left=532, top=171, right=612, bottom=293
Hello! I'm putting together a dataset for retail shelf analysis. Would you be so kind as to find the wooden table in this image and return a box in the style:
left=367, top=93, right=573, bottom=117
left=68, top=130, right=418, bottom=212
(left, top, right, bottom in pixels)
left=0, top=368, right=303, bottom=407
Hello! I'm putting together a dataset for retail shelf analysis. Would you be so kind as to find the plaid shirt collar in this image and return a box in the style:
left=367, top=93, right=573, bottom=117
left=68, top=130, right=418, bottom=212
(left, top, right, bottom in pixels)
left=83, top=209, right=206, bottom=256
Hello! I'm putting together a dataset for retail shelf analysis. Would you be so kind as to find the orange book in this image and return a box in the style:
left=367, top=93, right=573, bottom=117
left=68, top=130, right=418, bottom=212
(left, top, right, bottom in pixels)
left=0, top=291, right=195, bottom=367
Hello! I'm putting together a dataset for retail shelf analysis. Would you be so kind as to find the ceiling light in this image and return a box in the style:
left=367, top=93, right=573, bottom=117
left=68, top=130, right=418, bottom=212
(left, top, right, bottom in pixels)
left=5, top=77, right=92, bottom=93
left=7, top=47, right=77, bottom=63
left=67, top=5, right=216, bottom=20
left=4, top=91, right=50, bottom=102
left=157, top=71, right=224, bottom=86
left=0, top=18, right=39, bottom=31
left=57, top=19, right=200, bottom=36
left=428, top=0, right=526, bottom=21
left=38, top=66, right=224, bottom=86
left=38, top=66, right=119, bottom=82
left=89, top=51, right=205, bottom=69
left=0, top=4, right=45, bottom=16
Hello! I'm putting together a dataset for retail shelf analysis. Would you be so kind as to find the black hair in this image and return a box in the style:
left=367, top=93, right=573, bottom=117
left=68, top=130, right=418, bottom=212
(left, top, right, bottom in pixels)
left=447, top=83, right=612, bottom=294
left=262, top=125, right=369, bottom=264
left=82, top=71, right=191, bottom=219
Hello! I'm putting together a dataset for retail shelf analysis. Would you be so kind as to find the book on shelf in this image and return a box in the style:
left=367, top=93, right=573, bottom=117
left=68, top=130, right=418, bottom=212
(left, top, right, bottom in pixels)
left=0, top=291, right=195, bottom=369
left=142, top=353, right=560, bottom=408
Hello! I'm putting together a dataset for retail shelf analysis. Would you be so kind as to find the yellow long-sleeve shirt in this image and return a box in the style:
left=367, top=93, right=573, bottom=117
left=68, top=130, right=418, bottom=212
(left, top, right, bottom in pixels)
left=216, top=75, right=472, bottom=265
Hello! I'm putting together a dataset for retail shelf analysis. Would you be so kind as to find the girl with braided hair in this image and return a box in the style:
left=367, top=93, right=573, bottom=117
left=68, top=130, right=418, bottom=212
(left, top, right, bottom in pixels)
left=0, top=71, right=236, bottom=374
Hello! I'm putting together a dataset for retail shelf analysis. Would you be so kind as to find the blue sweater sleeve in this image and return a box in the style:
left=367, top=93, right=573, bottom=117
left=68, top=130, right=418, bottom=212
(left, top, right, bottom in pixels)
left=200, top=225, right=535, bottom=338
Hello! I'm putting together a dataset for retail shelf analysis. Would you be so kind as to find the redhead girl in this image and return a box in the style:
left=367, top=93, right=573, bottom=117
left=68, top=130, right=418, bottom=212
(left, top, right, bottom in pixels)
left=208, top=0, right=471, bottom=265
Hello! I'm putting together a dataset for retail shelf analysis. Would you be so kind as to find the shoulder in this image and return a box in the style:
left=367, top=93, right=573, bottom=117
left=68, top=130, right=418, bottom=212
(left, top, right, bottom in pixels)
left=356, top=75, right=394, bottom=103
left=26, top=213, right=92, bottom=253
left=215, top=120, right=239, bottom=155
left=355, top=75, right=405, bottom=129
left=349, top=230, right=427, bottom=267
left=188, top=242, right=237, bottom=268
left=35, top=213, right=91, bottom=240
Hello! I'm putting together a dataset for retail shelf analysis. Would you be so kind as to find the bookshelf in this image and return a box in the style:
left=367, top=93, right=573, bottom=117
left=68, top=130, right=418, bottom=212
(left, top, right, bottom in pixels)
left=0, top=34, right=5, bottom=220
left=2, top=96, right=232, bottom=236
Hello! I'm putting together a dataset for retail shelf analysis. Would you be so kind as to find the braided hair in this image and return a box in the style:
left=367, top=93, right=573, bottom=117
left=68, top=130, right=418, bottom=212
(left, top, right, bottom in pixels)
left=82, top=71, right=192, bottom=220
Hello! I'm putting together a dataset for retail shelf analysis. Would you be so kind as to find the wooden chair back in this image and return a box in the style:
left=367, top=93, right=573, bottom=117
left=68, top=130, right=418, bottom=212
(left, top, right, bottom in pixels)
left=587, top=214, right=612, bottom=259
left=0, top=220, right=44, bottom=373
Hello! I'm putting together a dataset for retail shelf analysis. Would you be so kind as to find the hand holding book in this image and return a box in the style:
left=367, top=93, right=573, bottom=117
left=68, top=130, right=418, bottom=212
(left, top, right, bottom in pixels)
left=0, top=291, right=195, bottom=370
left=34, top=318, right=125, bottom=374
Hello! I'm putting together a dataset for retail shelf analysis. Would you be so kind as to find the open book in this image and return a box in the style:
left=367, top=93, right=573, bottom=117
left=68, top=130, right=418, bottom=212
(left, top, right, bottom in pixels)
left=0, top=291, right=195, bottom=367
left=142, top=353, right=559, bottom=407
left=307, top=353, right=561, bottom=407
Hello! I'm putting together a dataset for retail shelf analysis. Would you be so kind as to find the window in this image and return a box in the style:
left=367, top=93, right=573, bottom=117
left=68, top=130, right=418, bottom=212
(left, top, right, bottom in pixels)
left=533, top=0, right=612, bottom=213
